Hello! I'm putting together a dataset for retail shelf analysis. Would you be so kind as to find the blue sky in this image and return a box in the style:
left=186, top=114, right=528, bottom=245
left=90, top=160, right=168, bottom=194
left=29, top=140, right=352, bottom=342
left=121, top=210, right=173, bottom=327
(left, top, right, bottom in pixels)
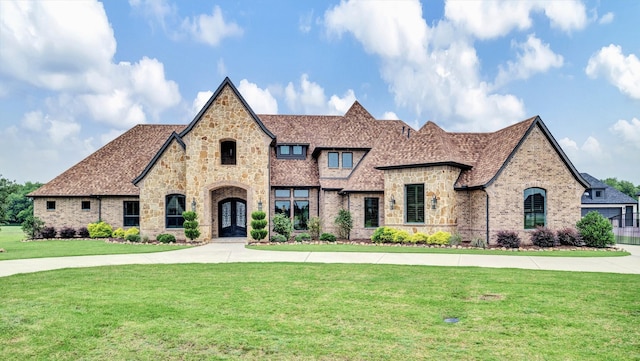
left=1, top=0, right=639, bottom=185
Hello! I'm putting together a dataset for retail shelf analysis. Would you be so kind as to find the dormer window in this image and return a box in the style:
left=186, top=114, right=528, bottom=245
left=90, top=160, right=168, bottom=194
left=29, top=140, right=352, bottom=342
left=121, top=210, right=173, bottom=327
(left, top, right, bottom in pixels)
left=221, top=140, right=236, bottom=165
left=277, top=144, right=306, bottom=159
left=595, top=190, right=603, bottom=198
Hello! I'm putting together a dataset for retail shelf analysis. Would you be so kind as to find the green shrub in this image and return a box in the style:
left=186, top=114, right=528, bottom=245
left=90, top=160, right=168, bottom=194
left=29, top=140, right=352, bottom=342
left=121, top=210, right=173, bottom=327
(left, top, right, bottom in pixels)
left=272, top=213, right=293, bottom=240
left=112, top=228, right=125, bottom=239
left=21, top=215, right=44, bottom=239
left=334, top=209, right=353, bottom=239
left=576, top=211, right=615, bottom=248
left=409, top=232, right=429, bottom=244
left=125, top=234, right=141, bottom=243
left=496, top=230, right=520, bottom=248
left=156, top=233, right=176, bottom=243
left=251, top=219, right=268, bottom=229
left=530, top=227, right=557, bottom=247
left=271, top=234, right=287, bottom=243
left=320, top=233, right=336, bottom=242
left=295, top=233, right=311, bottom=242
left=250, top=211, right=268, bottom=241
left=449, top=233, right=462, bottom=246
left=59, top=227, right=77, bottom=239
left=371, top=226, right=396, bottom=243
left=470, top=237, right=487, bottom=249
left=87, top=221, right=113, bottom=238
left=392, top=229, right=411, bottom=243
left=142, top=235, right=150, bottom=243
left=428, top=231, right=451, bottom=245
left=182, top=211, right=201, bottom=241
left=308, top=216, right=321, bottom=240
left=557, top=227, right=584, bottom=247
left=124, top=227, right=140, bottom=237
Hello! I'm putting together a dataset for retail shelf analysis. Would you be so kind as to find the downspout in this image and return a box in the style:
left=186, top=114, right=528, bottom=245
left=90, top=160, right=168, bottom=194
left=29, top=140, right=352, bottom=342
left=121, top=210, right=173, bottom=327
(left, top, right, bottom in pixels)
left=97, top=196, right=102, bottom=222
left=485, top=191, right=490, bottom=244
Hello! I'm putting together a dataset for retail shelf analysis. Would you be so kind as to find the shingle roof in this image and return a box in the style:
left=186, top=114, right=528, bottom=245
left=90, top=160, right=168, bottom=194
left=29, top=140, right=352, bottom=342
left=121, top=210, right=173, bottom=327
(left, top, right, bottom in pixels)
left=29, top=124, right=185, bottom=197
left=580, top=173, right=638, bottom=204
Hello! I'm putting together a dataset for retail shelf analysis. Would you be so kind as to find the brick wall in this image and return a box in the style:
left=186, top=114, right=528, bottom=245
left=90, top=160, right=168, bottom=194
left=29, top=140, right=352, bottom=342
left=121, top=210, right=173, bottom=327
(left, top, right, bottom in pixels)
left=317, top=150, right=367, bottom=178
left=455, top=190, right=488, bottom=241
left=346, top=192, right=384, bottom=240
left=34, top=196, right=139, bottom=231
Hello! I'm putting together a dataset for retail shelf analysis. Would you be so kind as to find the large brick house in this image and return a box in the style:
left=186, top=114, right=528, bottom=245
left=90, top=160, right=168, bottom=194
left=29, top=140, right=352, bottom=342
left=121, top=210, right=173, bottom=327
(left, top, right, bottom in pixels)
left=30, top=78, right=588, bottom=243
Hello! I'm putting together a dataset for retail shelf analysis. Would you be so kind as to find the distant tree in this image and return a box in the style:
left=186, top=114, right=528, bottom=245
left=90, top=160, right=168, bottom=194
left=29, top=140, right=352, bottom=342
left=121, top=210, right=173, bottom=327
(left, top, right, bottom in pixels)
left=0, top=176, right=19, bottom=224
left=5, top=182, right=43, bottom=224
left=602, top=177, right=640, bottom=199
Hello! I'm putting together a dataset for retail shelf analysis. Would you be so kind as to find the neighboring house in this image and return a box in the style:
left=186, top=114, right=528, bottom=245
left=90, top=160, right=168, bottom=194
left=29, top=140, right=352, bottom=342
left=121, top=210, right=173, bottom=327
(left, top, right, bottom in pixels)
left=580, top=173, right=638, bottom=227
left=30, top=78, right=588, bottom=244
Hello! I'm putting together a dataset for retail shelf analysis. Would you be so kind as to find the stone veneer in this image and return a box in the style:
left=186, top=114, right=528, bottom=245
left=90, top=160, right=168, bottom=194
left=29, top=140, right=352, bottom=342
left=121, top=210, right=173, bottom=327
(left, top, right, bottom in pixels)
left=484, top=125, right=585, bottom=244
left=34, top=196, right=139, bottom=230
left=383, top=165, right=461, bottom=235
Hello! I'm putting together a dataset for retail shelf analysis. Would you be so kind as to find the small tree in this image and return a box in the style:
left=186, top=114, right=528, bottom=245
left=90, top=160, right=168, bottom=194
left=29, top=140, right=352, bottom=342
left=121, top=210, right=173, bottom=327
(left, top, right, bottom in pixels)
left=21, top=215, right=44, bottom=239
left=182, top=211, right=201, bottom=241
left=576, top=211, right=615, bottom=248
left=250, top=211, right=268, bottom=241
left=272, top=213, right=293, bottom=241
left=308, top=216, right=321, bottom=240
left=334, top=209, right=353, bottom=240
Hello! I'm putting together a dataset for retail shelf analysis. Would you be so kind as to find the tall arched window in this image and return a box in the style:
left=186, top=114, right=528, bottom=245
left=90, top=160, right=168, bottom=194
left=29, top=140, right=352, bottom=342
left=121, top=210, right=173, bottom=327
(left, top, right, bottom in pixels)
left=221, top=140, right=236, bottom=165
left=524, top=188, right=546, bottom=229
left=166, top=194, right=185, bottom=228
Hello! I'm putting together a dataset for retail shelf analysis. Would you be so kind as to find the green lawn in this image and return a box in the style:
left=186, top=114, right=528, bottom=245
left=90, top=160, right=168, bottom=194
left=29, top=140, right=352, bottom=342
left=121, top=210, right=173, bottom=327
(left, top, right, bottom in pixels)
left=0, top=226, right=189, bottom=261
left=247, top=243, right=630, bottom=257
left=1, top=263, right=638, bottom=360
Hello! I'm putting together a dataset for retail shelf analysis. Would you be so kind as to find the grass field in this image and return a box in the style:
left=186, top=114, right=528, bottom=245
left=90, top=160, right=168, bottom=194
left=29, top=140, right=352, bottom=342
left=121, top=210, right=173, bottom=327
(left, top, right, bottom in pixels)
left=247, top=243, right=630, bottom=257
left=0, top=226, right=189, bottom=260
left=1, top=263, right=638, bottom=360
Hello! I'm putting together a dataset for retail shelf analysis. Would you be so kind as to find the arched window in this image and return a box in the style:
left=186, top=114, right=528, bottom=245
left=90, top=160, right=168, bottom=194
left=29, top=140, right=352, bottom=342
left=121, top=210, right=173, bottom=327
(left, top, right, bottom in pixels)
left=166, top=194, right=185, bottom=228
left=221, top=140, right=236, bottom=165
left=524, top=188, right=546, bottom=229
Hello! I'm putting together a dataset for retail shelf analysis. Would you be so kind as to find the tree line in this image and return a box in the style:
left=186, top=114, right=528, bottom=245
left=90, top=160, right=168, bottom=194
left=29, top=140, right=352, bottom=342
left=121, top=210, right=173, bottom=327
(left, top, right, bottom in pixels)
left=602, top=178, right=640, bottom=199
left=0, top=175, right=43, bottom=226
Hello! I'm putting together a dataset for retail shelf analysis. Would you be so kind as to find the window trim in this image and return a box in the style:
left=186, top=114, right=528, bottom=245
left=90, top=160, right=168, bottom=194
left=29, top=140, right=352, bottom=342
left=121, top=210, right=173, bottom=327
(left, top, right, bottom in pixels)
left=221, top=140, right=236, bottom=165
left=81, top=201, right=91, bottom=211
left=166, top=194, right=186, bottom=228
left=405, top=184, right=425, bottom=224
left=524, top=187, right=546, bottom=229
left=328, top=152, right=339, bottom=168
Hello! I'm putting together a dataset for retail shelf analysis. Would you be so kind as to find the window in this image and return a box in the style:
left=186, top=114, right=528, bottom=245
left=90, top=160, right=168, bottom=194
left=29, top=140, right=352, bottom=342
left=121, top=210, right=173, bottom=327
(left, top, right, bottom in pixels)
left=342, top=152, right=353, bottom=169
left=166, top=194, right=185, bottom=228
left=81, top=201, right=90, bottom=211
left=280, top=145, right=290, bottom=155
left=595, top=190, right=602, bottom=198
left=364, top=198, right=379, bottom=228
left=294, top=200, right=309, bottom=230
left=275, top=189, right=290, bottom=198
left=277, top=145, right=306, bottom=159
left=46, top=201, right=56, bottom=211
left=328, top=152, right=339, bottom=168
left=405, top=184, right=424, bottom=223
left=124, top=201, right=140, bottom=227
left=524, top=188, right=546, bottom=229
left=292, top=145, right=303, bottom=155
left=275, top=200, right=291, bottom=216
left=294, top=189, right=309, bottom=198
left=221, top=140, right=236, bottom=165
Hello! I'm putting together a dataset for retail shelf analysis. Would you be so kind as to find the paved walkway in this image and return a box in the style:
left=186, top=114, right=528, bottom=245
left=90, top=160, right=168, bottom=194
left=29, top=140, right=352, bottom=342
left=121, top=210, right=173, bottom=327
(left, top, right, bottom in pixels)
left=1, top=243, right=639, bottom=278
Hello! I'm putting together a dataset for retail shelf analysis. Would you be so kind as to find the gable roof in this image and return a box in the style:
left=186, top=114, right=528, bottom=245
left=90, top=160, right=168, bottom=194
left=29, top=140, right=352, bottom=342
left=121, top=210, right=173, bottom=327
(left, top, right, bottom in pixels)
left=132, top=132, right=185, bottom=185
left=580, top=173, right=638, bottom=205
left=29, top=124, right=185, bottom=197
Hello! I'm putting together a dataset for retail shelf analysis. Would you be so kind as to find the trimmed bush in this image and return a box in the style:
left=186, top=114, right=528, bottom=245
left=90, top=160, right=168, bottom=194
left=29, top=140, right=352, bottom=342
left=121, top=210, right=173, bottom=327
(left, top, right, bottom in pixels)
left=557, top=227, right=584, bottom=247
left=308, top=217, right=321, bottom=240
left=125, top=234, right=141, bottom=243
left=576, top=211, right=615, bottom=248
left=59, top=227, right=77, bottom=239
left=295, top=233, right=311, bottom=242
left=371, top=226, right=396, bottom=243
left=410, top=232, right=430, bottom=244
left=40, top=226, right=57, bottom=239
left=334, top=209, right=353, bottom=240
left=271, top=234, right=287, bottom=243
left=392, top=229, right=411, bottom=243
left=124, top=227, right=140, bottom=237
left=272, top=213, right=293, bottom=240
left=182, top=211, right=201, bottom=241
left=77, top=227, right=90, bottom=238
left=112, top=228, right=126, bottom=239
left=530, top=227, right=557, bottom=247
left=156, top=233, right=176, bottom=243
left=250, top=211, right=268, bottom=241
left=428, top=231, right=451, bottom=245
left=87, top=221, right=113, bottom=238
left=320, top=233, right=336, bottom=242
left=470, top=237, right=488, bottom=249
left=496, top=230, right=520, bottom=248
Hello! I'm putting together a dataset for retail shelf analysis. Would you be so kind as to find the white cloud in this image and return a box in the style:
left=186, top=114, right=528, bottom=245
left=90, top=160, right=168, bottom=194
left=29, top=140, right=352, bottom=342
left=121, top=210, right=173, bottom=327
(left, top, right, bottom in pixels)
left=381, top=111, right=399, bottom=120
left=81, top=90, right=146, bottom=128
left=238, top=79, right=279, bottom=114
left=217, top=59, right=227, bottom=77
left=100, top=129, right=125, bottom=145
left=284, top=74, right=356, bottom=115
left=610, top=118, right=640, bottom=148
left=181, top=6, right=243, bottom=46
left=48, top=119, right=81, bottom=145
left=192, top=91, right=213, bottom=116
left=299, top=10, right=314, bottom=33
left=22, top=111, right=45, bottom=132
left=495, top=34, right=563, bottom=86
left=586, top=44, right=640, bottom=100
left=128, top=57, right=181, bottom=117
left=599, top=12, right=614, bottom=25
left=444, top=0, right=587, bottom=39
left=129, top=0, right=176, bottom=29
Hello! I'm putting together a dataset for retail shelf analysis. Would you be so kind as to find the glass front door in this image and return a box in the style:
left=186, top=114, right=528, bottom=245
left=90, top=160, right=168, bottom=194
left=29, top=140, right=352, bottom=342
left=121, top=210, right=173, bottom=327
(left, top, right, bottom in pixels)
left=218, top=198, right=247, bottom=237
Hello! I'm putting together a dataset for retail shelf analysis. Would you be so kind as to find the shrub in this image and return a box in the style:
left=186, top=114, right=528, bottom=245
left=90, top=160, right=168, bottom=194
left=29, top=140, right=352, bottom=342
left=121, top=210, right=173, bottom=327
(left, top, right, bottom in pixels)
left=371, top=227, right=396, bottom=243
left=77, top=227, right=90, bottom=238
left=250, top=211, right=268, bottom=241
left=59, top=227, right=77, bottom=239
left=449, top=233, right=462, bottom=246
left=156, top=233, right=176, bottom=243
left=308, top=216, right=321, bottom=240
left=21, top=215, right=45, bottom=239
left=142, top=235, right=150, bottom=243
left=334, top=209, right=353, bottom=239
left=270, top=234, right=287, bottom=243
left=320, top=233, right=336, bottom=242
left=295, top=233, right=311, bottom=242
left=125, top=234, right=141, bottom=243
left=124, top=227, right=140, bottom=237
left=410, top=232, right=430, bottom=244
left=272, top=213, right=293, bottom=240
left=87, top=221, right=113, bottom=238
left=392, top=229, right=411, bottom=243
left=182, top=211, right=201, bottom=241
left=496, top=230, right=521, bottom=248
left=576, top=211, right=615, bottom=248
left=112, top=228, right=126, bottom=239
left=40, top=226, right=57, bottom=239
left=470, top=237, right=488, bottom=249
left=428, top=231, right=451, bottom=245
left=557, top=227, right=584, bottom=247
left=530, top=227, right=557, bottom=247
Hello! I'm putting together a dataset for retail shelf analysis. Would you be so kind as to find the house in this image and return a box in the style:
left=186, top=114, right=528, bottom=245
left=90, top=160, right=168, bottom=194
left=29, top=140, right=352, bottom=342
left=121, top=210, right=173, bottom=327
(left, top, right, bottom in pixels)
left=580, top=173, right=638, bottom=227
left=30, top=78, right=588, bottom=244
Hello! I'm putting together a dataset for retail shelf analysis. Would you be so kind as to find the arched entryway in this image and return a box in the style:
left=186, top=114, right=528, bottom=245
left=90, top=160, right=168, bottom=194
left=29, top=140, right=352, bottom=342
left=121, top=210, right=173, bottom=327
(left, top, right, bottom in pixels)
left=217, top=197, right=247, bottom=237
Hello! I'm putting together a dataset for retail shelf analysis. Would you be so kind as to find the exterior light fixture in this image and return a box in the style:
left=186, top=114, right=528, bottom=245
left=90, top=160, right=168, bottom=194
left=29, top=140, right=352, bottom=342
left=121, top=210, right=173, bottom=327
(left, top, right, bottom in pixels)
left=431, top=195, right=437, bottom=209
left=191, top=198, right=196, bottom=212
left=389, top=196, right=395, bottom=210
left=258, top=199, right=263, bottom=211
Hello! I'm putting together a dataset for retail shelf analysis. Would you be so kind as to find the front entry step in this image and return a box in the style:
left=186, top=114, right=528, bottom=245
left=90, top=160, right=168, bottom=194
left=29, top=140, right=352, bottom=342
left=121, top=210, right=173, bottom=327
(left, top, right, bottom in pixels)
left=210, top=237, right=247, bottom=244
